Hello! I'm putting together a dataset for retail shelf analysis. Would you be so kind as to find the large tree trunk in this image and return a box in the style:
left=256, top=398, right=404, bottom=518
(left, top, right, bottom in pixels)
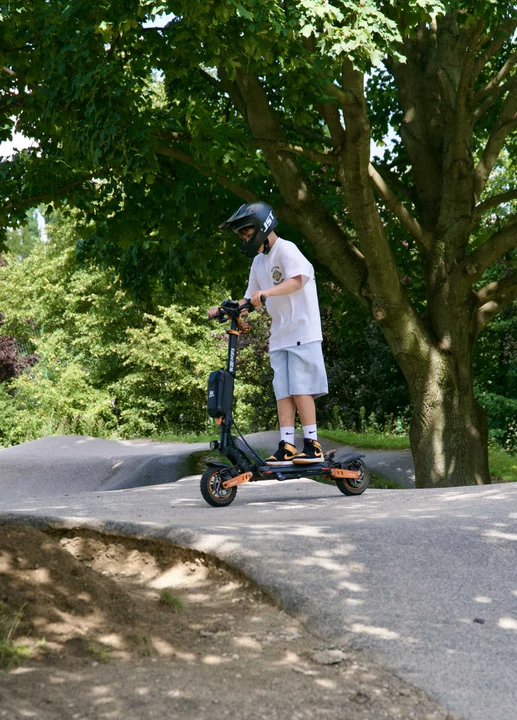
left=405, top=347, right=490, bottom=487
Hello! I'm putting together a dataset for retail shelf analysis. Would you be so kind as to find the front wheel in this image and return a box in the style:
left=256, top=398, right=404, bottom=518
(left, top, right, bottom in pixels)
left=335, top=459, right=369, bottom=496
left=200, top=468, right=237, bottom=507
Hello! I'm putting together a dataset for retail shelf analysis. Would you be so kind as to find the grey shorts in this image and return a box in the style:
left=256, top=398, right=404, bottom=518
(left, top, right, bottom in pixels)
left=269, top=341, right=328, bottom=400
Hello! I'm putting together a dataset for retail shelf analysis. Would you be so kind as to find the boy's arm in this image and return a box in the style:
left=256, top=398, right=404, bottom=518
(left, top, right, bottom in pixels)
left=250, top=275, right=302, bottom=307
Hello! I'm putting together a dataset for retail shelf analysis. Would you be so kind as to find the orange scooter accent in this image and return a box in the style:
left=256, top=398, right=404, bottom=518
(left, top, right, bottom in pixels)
left=222, top=472, right=253, bottom=489
left=328, top=468, right=362, bottom=479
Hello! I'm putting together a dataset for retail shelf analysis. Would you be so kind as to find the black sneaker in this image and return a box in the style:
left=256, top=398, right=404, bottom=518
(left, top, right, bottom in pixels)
left=265, top=441, right=298, bottom=466
left=292, top=438, right=324, bottom=464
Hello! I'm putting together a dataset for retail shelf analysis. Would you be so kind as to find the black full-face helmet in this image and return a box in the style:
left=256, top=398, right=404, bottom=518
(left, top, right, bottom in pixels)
left=219, top=201, right=278, bottom=258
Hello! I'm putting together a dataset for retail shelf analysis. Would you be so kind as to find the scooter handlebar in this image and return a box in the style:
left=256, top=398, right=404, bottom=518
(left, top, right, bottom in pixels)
left=207, top=296, right=265, bottom=322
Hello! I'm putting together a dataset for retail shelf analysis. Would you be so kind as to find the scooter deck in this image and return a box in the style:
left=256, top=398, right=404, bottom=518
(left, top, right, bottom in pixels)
left=222, top=462, right=364, bottom=488
left=221, top=464, right=327, bottom=488
left=259, top=462, right=329, bottom=481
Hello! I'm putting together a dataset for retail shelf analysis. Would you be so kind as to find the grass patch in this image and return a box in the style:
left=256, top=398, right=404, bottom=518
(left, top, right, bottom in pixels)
left=0, top=602, right=31, bottom=669
left=87, top=642, right=112, bottom=663
left=368, top=473, right=404, bottom=489
left=187, top=449, right=230, bottom=475
left=488, top=447, right=517, bottom=482
left=319, top=428, right=411, bottom=450
left=150, top=432, right=217, bottom=444
left=186, top=447, right=270, bottom=475
left=159, top=590, right=183, bottom=612
left=134, top=635, right=155, bottom=657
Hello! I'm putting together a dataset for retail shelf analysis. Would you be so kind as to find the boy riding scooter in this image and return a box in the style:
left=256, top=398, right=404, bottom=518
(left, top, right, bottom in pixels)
left=209, top=201, right=328, bottom=465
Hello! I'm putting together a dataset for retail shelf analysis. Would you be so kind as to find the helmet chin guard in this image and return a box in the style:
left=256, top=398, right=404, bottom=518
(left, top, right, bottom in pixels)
left=219, top=202, right=278, bottom=258
left=240, top=234, right=270, bottom=258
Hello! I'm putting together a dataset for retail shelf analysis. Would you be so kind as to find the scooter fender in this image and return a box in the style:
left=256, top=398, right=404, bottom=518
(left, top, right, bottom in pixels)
left=206, top=461, right=231, bottom=470
left=336, top=452, right=365, bottom=463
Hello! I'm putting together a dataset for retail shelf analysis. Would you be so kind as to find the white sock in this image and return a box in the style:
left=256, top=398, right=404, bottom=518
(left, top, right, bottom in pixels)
left=280, top=426, right=295, bottom=444
left=303, top=424, right=317, bottom=441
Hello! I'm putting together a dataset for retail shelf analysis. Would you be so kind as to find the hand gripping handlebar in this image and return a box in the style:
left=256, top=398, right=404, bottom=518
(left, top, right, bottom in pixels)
left=208, top=296, right=266, bottom=323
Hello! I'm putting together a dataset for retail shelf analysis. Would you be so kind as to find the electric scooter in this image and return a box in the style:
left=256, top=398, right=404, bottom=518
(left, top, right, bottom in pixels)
left=202, top=298, right=369, bottom=507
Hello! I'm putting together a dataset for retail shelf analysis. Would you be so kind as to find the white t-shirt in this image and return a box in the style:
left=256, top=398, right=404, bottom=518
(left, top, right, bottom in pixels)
left=244, top=238, right=323, bottom=351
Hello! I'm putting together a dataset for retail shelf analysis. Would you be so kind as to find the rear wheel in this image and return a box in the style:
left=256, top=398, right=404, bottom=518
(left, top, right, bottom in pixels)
left=335, top=459, right=369, bottom=496
left=200, top=467, right=237, bottom=507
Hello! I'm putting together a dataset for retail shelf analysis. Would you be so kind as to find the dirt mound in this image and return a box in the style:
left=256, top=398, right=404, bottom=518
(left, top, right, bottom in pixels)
left=0, top=524, right=246, bottom=665
left=0, top=525, right=456, bottom=720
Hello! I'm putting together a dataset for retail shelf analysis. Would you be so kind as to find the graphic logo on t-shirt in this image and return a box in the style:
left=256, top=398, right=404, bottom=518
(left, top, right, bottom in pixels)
left=272, top=266, right=283, bottom=285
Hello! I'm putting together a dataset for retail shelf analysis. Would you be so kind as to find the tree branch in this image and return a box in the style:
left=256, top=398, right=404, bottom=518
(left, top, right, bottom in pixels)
left=155, top=131, right=335, bottom=164
left=226, top=66, right=367, bottom=301
left=473, top=78, right=517, bottom=199
left=254, top=138, right=336, bottom=165
left=388, top=44, right=443, bottom=231
left=335, top=58, right=433, bottom=361
left=4, top=176, right=93, bottom=214
left=464, top=216, right=517, bottom=280
left=368, top=163, right=430, bottom=251
left=217, top=67, right=338, bottom=161
left=1, top=65, right=17, bottom=79
left=475, top=271, right=517, bottom=333
left=198, top=67, right=221, bottom=91
left=473, top=74, right=516, bottom=122
left=474, top=20, right=517, bottom=77
left=279, top=119, right=335, bottom=148
left=297, top=33, right=346, bottom=146
left=1, top=65, right=38, bottom=90
left=373, top=161, right=414, bottom=204
left=451, top=21, right=485, bottom=168
left=474, top=189, right=517, bottom=223
left=474, top=49, right=517, bottom=104
left=338, top=60, right=405, bottom=300
left=154, top=130, right=192, bottom=144
left=325, top=82, right=360, bottom=110
left=155, top=144, right=261, bottom=206
left=314, top=100, right=345, bottom=147
left=217, top=66, right=248, bottom=119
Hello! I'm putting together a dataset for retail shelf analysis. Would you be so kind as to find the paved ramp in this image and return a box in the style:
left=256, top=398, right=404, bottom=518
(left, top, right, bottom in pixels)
left=0, top=435, right=208, bottom=499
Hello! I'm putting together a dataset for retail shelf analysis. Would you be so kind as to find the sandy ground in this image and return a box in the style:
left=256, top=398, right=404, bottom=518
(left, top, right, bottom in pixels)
left=0, top=525, right=460, bottom=720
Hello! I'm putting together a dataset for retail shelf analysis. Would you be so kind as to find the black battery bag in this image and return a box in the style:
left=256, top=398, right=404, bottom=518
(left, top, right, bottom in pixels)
left=207, top=369, right=234, bottom=418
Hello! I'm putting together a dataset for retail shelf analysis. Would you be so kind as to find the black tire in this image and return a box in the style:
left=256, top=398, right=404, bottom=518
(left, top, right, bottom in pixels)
left=200, top=467, right=237, bottom=507
left=334, top=458, right=369, bottom=496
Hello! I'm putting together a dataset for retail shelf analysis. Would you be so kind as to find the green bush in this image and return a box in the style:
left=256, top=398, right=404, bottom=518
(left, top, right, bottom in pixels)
left=476, top=390, right=517, bottom=453
left=109, top=303, right=259, bottom=436
left=0, top=213, right=271, bottom=445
